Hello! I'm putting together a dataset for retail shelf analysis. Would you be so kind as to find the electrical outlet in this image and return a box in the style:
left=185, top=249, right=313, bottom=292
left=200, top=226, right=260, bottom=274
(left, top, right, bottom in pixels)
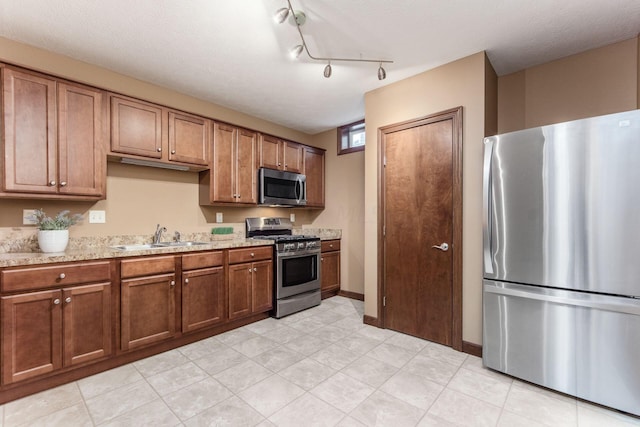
left=290, top=213, right=296, bottom=223
left=89, top=210, right=106, bottom=224
left=216, top=212, right=223, bottom=223
left=23, top=209, right=37, bottom=225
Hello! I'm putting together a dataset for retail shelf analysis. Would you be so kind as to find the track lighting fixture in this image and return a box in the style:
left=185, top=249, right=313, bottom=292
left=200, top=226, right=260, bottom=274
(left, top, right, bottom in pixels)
left=324, top=62, right=332, bottom=78
left=274, top=0, right=392, bottom=80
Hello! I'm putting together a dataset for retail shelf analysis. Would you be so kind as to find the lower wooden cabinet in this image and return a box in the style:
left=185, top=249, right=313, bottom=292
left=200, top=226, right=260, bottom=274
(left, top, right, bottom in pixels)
left=1, top=282, right=111, bottom=385
left=228, top=247, right=273, bottom=320
left=182, top=251, right=226, bottom=333
left=120, top=255, right=177, bottom=351
left=321, top=240, right=341, bottom=297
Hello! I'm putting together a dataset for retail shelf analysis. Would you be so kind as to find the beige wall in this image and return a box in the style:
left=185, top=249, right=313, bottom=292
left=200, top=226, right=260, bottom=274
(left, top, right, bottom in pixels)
left=498, top=37, right=639, bottom=133
left=0, top=37, right=318, bottom=237
left=308, top=130, right=365, bottom=296
left=364, top=52, right=492, bottom=345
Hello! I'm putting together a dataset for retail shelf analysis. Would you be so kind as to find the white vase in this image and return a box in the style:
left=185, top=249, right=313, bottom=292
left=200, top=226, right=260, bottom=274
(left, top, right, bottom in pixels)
left=38, top=230, right=69, bottom=253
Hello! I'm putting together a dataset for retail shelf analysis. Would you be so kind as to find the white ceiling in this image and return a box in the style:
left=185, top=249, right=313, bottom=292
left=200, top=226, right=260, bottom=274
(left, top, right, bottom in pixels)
left=1, top=1, right=639, bottom=134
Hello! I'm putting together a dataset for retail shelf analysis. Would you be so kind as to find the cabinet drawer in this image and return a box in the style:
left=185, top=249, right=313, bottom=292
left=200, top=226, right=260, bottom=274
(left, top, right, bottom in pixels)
left=228, top=246, right=272, bottom=264
left=321, top=240, right=341, bottom=252
left=1, top=261, right=111, bottom=292
left=182, top=251, right=223, bottom=270
left=120, top=256, right=175, bottom=279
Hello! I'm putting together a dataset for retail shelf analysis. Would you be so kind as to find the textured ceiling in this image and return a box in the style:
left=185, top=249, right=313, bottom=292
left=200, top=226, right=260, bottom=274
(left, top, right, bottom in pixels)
left=1, top=1, right=639, bottom=134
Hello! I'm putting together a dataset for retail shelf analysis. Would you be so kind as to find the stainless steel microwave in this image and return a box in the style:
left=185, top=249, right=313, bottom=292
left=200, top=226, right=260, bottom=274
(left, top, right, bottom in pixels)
left=258, top=168, right=306, bottom=206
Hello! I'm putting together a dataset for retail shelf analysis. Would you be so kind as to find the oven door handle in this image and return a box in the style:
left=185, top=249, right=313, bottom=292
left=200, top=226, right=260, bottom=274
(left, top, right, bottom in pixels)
left=277, top=249, right=321, bottom=258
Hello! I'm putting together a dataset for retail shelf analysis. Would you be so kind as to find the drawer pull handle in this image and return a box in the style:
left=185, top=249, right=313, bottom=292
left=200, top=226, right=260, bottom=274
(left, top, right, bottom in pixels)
left=170, top=280, right=175, bottom=287
left=185, top=278, right=189, bottom=284
left=65, top=297, right=71, bottom=303
left=59, top=273, right=66, bottom=279
left=250, top=252, right=254, bottom=257
left=53, top=298, right=61, bottom=305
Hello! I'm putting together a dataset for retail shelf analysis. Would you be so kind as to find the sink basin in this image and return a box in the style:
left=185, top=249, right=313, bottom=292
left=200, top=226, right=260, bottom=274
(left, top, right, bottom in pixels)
left=111, top=242, right=209, bottom=251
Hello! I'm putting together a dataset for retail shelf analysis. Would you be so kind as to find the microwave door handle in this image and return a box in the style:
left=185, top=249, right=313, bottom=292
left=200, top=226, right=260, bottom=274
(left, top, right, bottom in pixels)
left=295, top=178, right=302, bottom=203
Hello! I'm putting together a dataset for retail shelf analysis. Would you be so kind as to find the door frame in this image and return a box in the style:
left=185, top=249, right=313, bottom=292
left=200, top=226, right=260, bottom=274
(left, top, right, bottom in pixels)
left=377, top=106, right=463, bottom=351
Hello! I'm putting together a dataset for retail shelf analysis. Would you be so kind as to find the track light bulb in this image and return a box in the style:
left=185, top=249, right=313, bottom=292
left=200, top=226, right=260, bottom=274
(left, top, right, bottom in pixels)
left=378, top=64, right=386, bottom=80
left=274, top=7, right=290, bottom=24
left=324, top=62, right=332, bottom=78
left=290, top=44, right=304, bottom=59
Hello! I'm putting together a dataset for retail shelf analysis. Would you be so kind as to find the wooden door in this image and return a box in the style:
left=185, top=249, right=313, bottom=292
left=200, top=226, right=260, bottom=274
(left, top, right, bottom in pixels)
left=110, top=95, right=163, bottom=158
left=121, top=273, right=176, bottom=350
left=380, top=108, right=462, bottom=348
left=168, top=111, right=209, bottom=166
left=62, top=283, right=112, bottom=366
left=211, top=123, right=236, bottom=203
left=303, top=147, right=325, bottom=207
left=321, top=251, right=340, bottom=293
left=1, top=290, right=62, bottom=384
left=228, top=263, right=252, bottom=320
left=251, top=260, right=273, bottom=313
left=236, top=129, right=257, bottom=204
left=57, top=82, right=106, bottom=197
left=283, top=141, right=303, bottom=173
left=182, top=267, right=225, bottom=332
left=259, top=134, right=282, bottom=170
left=2, top=67, right=57, bottom=194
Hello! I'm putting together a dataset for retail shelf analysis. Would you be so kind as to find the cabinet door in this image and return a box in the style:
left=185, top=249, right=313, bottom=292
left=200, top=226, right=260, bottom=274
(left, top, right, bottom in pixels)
left=58, top=82, right=106, bottom=197
left=211, top=123, right=237, bottom=203
left=121, top=273, right=176, bottom=351
left=182, top=267, right=225, bottom=332
left=283, top=141, right=303, bottom=173
left=228, top=263, right=252, bottom=320
left=2, top=67, right=57, bottom=194
left=321, top=251, right=340, bottom=292
left=62, top=283, right=112, bottom=367
left=1, top=290, right=62, bottom=384
left=168, top=111, right=209, bottom=166
left=110, top=96, right=163, bottom=159
left=304, top=147, right=325, bottom=207
left=252, top=260, right=273, bottom=313
left=259, top=134, right=282, bottom=170
left=236, top=128, right=257, bottom=204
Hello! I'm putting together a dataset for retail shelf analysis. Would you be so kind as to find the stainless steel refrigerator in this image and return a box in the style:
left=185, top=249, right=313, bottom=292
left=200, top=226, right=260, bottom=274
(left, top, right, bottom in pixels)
left=482, top=109, right=640, bottom=416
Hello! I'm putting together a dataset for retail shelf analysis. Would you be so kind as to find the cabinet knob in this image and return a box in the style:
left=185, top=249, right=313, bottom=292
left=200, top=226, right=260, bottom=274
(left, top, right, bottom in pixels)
left=49, top=180, right=56, bottom=186
left=60, top=181, right=67, bottom=187
left=170, top=280, right=175, bottom=286
left=53, top=298, right=61, bottom=305
left=185, top=278, right=189, bottom=284
left=253, top=267, right=257, bottom=272
left=157, top=147, right=162, bottom=152
left=237, top=194, right=240, bottom=198
left=321, top=257, right=324, bottom=261
left=171, top=150, right=176, bottom=154
left=65, top=297, right=71, bottom=303
left=250, top=252, right=254, bottom=257
left=278, top=162, right=282, bottom=166
left=59, top=273, right=66, bottom=279
left=248, top=268, right=252, bottom=272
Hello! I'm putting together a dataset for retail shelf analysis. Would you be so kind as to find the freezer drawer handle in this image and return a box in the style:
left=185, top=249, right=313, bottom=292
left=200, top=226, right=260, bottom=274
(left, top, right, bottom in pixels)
left=432, top=243, right=449, bottom=251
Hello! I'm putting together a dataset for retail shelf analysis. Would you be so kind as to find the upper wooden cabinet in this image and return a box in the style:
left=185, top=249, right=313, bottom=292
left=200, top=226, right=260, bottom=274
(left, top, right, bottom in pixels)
left=258, top=134, right=303, bottom=173
left=110, top=94, right=209, bottom=169
left=199, top=123, right=257, bottom=205
left=1, top=66, right=107, bottom=200
left=303, top=146, right=325, bottom=208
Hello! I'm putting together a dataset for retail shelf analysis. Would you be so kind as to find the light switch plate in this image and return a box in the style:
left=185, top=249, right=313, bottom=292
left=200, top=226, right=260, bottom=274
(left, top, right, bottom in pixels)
left=216, top=212, right=223, bottom=223
left=89, top=210, right=106, bottom=224
left=290, top=213, right=296, bottom=223
left=23, top=209, right=37, bottom=225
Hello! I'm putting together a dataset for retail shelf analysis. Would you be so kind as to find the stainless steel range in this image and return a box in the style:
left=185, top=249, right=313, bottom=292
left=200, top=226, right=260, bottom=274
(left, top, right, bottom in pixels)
left=246, top=217, right=321, bottom=318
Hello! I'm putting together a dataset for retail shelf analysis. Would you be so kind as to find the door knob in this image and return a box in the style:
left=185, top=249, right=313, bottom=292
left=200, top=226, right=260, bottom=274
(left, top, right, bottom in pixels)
left=432, top=243, right=449, bottom=251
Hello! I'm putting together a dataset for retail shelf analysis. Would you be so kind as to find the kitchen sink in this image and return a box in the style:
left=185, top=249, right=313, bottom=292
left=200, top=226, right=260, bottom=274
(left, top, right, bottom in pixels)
left=111, top=241, right=209, bottom=251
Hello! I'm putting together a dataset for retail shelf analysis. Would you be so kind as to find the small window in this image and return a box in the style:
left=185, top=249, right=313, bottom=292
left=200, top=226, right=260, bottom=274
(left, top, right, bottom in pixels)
left=337, top=119, right=365, bottom=155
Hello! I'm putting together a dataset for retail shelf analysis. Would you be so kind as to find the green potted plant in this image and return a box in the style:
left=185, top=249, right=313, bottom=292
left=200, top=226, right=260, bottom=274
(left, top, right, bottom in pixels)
left=29, top=209, right=83, bottom=253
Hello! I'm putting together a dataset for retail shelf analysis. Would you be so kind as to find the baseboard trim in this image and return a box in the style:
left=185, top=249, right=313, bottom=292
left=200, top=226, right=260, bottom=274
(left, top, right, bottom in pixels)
left=462, top=341, right=482, bottom=357
left=338, top=290, right=364, bottom=301
left=363, top=315, right=381, bottom=327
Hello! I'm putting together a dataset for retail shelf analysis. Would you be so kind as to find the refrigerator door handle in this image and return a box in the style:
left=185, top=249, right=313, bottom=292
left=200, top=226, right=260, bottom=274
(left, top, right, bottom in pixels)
left=484, top=284, right=640, bottom=316
left=483, top=138, right=494, bottom=275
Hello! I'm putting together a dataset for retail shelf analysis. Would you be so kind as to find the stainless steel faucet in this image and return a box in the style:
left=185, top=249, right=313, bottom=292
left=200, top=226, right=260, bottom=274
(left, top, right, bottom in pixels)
left=174, top=231, right=181, bottom=242
left=153, top=224, right=167, bottom=244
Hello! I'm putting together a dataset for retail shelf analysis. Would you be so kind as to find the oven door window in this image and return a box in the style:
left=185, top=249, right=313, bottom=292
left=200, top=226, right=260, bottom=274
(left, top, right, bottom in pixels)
left=281, top=254, right=318, bottom=287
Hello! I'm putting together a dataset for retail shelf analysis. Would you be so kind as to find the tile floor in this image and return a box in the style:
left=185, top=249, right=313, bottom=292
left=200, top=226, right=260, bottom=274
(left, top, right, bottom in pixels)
left=1, top=295, right=639, bottom=426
